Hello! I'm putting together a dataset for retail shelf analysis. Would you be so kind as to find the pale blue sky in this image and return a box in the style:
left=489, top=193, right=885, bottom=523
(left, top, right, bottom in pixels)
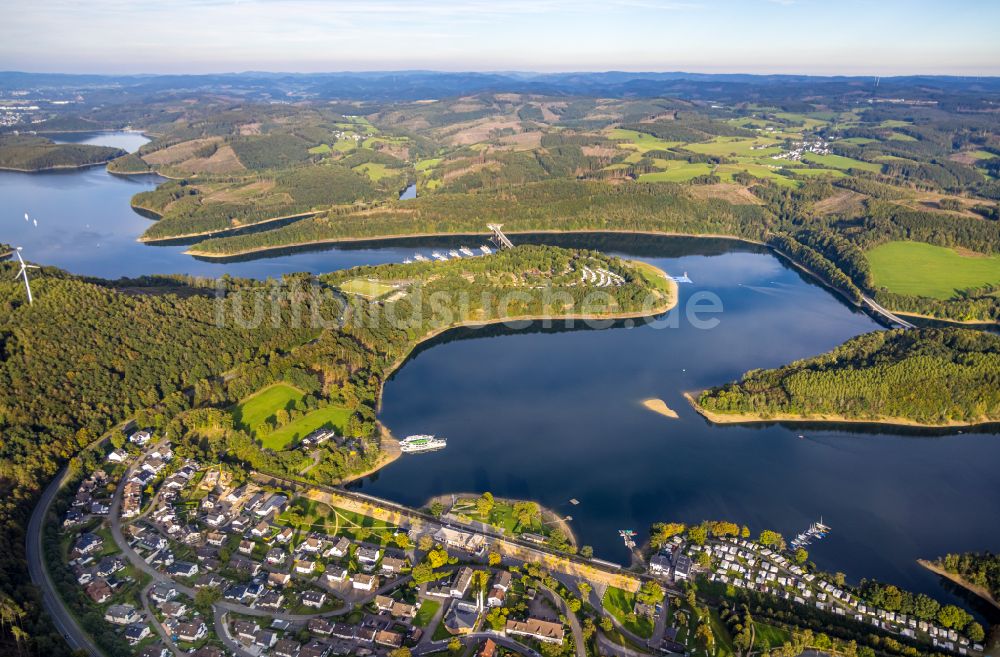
left=2, top=0, right=998, bottom=75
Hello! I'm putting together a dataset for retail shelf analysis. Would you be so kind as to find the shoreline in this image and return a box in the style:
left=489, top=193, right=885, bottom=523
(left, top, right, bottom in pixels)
left=917, top=559, right=1000, bottom=611
left=141, top=210, right=322, bottom=243
left=422, top=492, right=579, bottom=548
left=684, top=391, right=998, bottom=429
left=0, top=159, right=117, bottom=173
left=179, top=227, right=996, bottom=328
left=182, top=227, right=767, bottom=259
left=376, top=269, right=678, bottom=410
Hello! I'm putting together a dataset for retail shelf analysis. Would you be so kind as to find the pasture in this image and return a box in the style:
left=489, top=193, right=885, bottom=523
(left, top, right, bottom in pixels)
left=867, top=241, right=1000, bottom=299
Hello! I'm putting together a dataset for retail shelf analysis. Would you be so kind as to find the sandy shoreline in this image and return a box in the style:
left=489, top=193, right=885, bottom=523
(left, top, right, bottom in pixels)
left=641, top=398, right=679, bottom=419
left=684, top=391, right=997, bottom=429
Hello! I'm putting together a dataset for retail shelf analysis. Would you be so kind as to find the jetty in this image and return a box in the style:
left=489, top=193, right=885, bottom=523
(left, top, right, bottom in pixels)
left=791, top=518, right=832, bottom=549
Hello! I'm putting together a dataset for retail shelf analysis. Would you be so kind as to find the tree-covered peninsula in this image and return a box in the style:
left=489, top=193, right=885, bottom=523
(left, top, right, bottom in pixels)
left=693, top=328, right=1000, bottom=427
left=0, top=134, right=125, bottom=171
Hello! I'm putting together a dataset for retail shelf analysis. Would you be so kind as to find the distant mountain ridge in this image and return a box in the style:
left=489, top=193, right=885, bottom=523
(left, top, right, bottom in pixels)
left=3, top=70, right=1000, bottom=103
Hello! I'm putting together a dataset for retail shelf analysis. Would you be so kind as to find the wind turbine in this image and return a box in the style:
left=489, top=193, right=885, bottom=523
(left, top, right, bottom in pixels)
left=12, top=248, right=39, bottom=305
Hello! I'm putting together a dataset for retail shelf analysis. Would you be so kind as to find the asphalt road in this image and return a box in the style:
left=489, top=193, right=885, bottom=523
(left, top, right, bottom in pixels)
left=26, top=465, right=105, bottom=657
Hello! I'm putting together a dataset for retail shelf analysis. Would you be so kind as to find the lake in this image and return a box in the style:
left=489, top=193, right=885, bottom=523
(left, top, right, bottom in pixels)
left=3, top=133, right=998, bottom=619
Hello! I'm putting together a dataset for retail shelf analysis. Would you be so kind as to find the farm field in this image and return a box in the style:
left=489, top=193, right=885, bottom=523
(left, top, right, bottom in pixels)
left=683, top=136, right=781, bottom=157
left=415, top=157, right=442, bottom=171
left=352, top=162, right=394, bottom=181
left=638, top=163, right=715, bottom=182
left=608, top=128, right=684, bottom=152
left=867, top=241, right=1000, bottom=299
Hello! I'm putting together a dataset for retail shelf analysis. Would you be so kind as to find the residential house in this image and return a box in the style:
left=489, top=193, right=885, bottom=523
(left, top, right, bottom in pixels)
left=302, top=591, right=327, bottom=608
left=505, top=617, right=565, bottom=644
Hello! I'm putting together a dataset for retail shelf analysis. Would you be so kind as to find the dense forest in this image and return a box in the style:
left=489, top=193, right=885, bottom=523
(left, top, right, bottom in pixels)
left=0, top=245, right=667, bottom=655
left=697, top=328, right=1000, bottom=425
left=0, top=134, right=124, bottom=171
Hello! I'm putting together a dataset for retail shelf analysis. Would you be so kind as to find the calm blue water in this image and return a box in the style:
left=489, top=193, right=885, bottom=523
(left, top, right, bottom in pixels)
left=50, top=130, right=151, bottom=153
left=363, top=242, right=1000, bottom=614
left=3, top=134, right=998, bottom=619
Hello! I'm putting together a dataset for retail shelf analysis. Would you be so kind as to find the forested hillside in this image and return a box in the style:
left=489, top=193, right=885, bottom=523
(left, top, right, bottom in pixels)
left=189, top=179, right=774, bottom=255
left=696, top=329, right=1000, bottom=426
left=0, top=266, right=318, bottom=655
left=0, top=246, right=669, bottom=655
left=0, top=134, right=124, bottom=171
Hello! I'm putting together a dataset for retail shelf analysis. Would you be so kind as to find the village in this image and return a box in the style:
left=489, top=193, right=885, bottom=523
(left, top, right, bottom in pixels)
left=57, top=429, right=596, bottom=657
left=55, top=427, right=989, bottom=657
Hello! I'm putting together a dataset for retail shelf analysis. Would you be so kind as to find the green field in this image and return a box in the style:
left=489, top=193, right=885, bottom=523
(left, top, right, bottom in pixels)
left=840, top=137, right=878, bottom=145
left=232, top=383, right=352, bottom=449
left=413, top=599, right=440, bottom=627
left=233, top=383, right=305, bottom=432
left=602, top=586, right=654, bottom=638
left=791, top=167, right=846, bottom=178
left=638, top=163, right=714, bottom=182
left=608, top=128, right=684, bottom=153
left=867, top=241, right=1000, bottom=299
left=801, top=153, right=882, bottom=173
left=259, top=404, right=353, bottom=450
left=308, top=144, right=332, bottom=154
left=352, top=162, right=395, bottom=181
left=716, top=163, right=798, bottom=187
left=753, top=622, right=791, bottom=650
left=684, top=136, right=781, bottom=158
left=339, top=278, right=397, bottom=298
left=415, top=157, right=442, bottom=172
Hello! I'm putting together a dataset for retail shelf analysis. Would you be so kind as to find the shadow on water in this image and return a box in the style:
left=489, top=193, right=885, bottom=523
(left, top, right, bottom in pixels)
left=389, top=315, right=669, bottom=381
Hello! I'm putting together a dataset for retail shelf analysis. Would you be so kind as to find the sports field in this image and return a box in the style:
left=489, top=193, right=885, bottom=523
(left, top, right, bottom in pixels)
left=867, top=241, right=1000, bottom=299
left=339, top=278, right=397, bottom=298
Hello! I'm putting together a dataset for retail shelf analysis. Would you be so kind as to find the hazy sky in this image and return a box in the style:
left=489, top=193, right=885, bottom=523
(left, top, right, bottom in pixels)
left=2, top=0, right=998, bottom=75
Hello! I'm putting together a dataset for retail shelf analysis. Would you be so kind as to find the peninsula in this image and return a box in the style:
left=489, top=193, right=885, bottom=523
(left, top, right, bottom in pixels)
left=692, top=328, right=1000, bottom=428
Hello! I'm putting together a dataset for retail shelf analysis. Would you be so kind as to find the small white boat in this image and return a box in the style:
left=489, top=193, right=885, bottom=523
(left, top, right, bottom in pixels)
left=448, top=249, right=462, bottom=259
left=459, top=246, right=475, bottom=257
left=479, top=245, right=493, bottom=254
left=413, top=254, right=428, bottom=262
